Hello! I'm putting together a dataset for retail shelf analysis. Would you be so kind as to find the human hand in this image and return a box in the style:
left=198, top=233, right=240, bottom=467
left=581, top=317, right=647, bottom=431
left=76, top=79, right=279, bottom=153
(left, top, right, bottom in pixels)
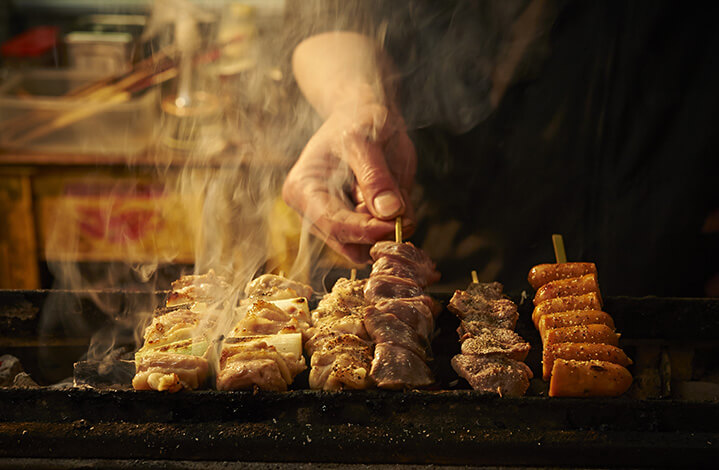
left=282, top=99, right=416, bottom=264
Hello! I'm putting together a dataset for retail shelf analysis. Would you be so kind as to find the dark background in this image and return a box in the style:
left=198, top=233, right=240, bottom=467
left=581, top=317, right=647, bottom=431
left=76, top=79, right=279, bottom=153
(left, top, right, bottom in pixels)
left=3, top=0, right=718, bottom=297
left=393, top=0, right=719, bottom=297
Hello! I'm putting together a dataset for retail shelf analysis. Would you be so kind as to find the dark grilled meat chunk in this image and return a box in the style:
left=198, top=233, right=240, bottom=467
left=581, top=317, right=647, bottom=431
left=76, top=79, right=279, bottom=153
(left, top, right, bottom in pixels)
left=373, top=298, right=434, bottom=341
left=449, top=290, right=518, bottom=330
left=370, top=256, right=439, bottom=288
left=465, top=281, right=504, bottom=300
left=364, top=307, right=429, bottom=360
left=460, top=327, right=531, bottom=362
left=364, top=275, right=424, bottom=303
left=451, top=354, right=533, bottom=397
left=369, top=241, right=440, bottom=286
left=370, top=343, right=433, bottom=390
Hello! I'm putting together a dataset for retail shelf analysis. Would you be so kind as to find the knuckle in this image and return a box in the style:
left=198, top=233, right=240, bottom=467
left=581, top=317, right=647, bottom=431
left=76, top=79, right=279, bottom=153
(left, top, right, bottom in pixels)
left=359, top=165, right=393, bottom=190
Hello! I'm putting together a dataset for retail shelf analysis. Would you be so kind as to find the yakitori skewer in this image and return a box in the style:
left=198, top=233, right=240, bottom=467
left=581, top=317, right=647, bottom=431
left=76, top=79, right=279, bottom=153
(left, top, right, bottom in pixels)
left=552, top=234, right=567, bottom=264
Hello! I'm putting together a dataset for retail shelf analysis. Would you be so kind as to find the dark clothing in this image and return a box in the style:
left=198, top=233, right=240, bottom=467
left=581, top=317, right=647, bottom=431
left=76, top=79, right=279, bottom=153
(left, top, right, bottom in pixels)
left=292, top=1, right=719, bottom=296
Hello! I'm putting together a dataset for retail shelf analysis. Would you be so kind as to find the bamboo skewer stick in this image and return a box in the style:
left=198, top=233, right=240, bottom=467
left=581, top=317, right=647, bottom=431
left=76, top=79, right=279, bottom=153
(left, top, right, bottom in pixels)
left=10, top=93, right=131, bottom=146
left=395, top=216, right=403, bottom=244
left=471, top=270, right=479, bottom=284
left=552, top=234, right=567, bottom=264
left=350, top=268, right=357, bottom=282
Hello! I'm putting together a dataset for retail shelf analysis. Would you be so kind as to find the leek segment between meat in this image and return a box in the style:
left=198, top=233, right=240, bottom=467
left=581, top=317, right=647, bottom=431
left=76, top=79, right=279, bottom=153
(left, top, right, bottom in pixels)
left=135, top=338, right=210, bottom=360
left=267, top=297, right=310, bottom=319
left=225, top=332, right=303, bottom=358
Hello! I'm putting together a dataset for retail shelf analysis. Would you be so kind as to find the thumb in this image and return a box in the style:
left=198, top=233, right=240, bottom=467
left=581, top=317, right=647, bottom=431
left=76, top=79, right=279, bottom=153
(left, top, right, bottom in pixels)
left=345, top=136, right=404, bottom=220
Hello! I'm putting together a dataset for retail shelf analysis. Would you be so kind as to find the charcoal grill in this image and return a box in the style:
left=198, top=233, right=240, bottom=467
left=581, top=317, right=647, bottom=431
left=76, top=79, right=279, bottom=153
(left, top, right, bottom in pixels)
left=2, top=289, right=719, bottom=467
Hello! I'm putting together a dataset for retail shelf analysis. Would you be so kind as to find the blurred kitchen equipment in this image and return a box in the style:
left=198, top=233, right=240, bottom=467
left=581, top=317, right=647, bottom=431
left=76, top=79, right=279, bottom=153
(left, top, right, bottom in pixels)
left=142, top=0, right=225, bottom=155
left=160, top=90, right=225, bottom=155
left=1, top=26, right=59, bottom=68
left=0, top=68, right=159, bottom=155
left=74, top=14, right=147, bottom=37
left=213, top=3, right=258, bottom=77
left=64, top=31, right=134, bottom=75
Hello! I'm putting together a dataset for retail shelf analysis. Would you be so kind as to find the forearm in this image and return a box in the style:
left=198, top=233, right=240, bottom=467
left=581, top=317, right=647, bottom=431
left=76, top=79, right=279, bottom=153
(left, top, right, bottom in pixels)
left=292, top=31, right=395, bottom=118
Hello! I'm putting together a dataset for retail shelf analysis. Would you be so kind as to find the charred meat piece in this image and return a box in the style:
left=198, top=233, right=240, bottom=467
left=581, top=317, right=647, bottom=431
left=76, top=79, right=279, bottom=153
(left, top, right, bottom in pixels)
left=133, top=341, right=211, bottom=393
left=244, top=274, right=313, bottom=300
left=230, top=299, right=311, bottom=340
left=166, top=269, right=231, bottom=307
left=449, top=281, right=532, bottom=396
left=370, top=343, right=433, bottom=390
left=373, top=298, right=434, bottom=341
left=370, top=241, right=441, bottom=286
left=465, top=281, right=504, bottom=300
left=370, top=256, right=439, bottom=288
left=311, top=278, right=370, bottom=340
left=364, top=241, right=439, bottom=390
left=307, top=332, right=374, bottom=391
left=216, top=335, right=306, bottom=391
left=306, top=278, right=375, bottom=390
left=318, top=278, right=368, bottom=308
left=141, top=304, right=218, bottom=349
left=364, top=307, right=429, bottom=360
left=364, top=274, right=424, bottom=303
left=449, top=290, right=519, bottom=330
left=134, top=274, right=225, bottom=393
left=219, top=295, right=311, bottom=392
left=218, top=279, right=313, bottom=392
left=451, top=354, right=533, bottom=397
left=460, top=327, right=531, bottom=362
left=309, top=311, right=369, bottom=341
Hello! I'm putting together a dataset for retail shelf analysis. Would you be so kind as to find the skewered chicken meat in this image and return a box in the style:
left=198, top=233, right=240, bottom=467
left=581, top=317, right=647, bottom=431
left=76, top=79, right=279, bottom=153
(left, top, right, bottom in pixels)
left=134, top=272, right=229, bottom=392
left=245, top=274, right=314, bottom=300
left=364, top=241, right=440, bottom=389
left=306, top=278, right=374, bottom=390
left=218, top=275, right=313, bottom=391
left=166, top=269, right=231, bottom=307
left=451, top=354, right=533, bottom=397
left=449, top=281, right=532, bottom=396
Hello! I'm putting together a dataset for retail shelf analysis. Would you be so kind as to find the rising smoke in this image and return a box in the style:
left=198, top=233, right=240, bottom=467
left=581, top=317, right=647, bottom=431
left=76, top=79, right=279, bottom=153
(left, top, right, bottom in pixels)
left=38, top=0, right=560, bottom=379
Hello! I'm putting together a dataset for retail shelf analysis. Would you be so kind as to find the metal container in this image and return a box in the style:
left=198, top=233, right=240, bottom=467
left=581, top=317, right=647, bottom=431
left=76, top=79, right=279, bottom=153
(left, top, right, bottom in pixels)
left=64, top=31, right=133, bottom=75
left=0, top=68, right=159, bottom=155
